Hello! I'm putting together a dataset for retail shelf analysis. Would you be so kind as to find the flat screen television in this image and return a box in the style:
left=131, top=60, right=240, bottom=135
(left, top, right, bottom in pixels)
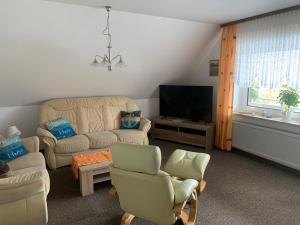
left=159, top=85, right=213, bottom=122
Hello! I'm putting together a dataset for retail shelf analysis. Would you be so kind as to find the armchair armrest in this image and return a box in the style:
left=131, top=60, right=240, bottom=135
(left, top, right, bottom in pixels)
left=172, top=179, right=198, bottom=204
left=0, top=169, right=49, bottom=204
left=22, top=136, right=40, bottom=153
left=37, top=127, right=57, bottom=145
left=139, top=117, right=151, bottom=133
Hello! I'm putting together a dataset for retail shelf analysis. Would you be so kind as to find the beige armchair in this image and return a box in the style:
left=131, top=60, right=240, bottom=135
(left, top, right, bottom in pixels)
left=110, top=143, right=199, bottom=225
left=0, top=136, right=50, bottom=225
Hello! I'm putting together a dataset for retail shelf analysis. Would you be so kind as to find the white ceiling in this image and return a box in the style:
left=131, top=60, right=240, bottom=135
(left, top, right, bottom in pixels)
left=48, top=0, right=300, bottom=24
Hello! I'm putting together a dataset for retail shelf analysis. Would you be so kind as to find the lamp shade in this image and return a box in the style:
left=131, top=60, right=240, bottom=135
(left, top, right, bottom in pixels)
left=5, top=125, right=21, bottom=138
left=90, top=57, right=100, bottom=66
left=115, top=57, right=126, bottom=68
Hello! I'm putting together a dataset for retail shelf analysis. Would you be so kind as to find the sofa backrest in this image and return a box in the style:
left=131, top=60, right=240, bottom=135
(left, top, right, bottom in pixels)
left=39, top=96, right=139, bottom=134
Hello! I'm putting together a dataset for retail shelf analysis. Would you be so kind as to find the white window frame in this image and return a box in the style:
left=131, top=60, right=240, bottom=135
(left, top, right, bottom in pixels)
left=234, top=86, right=300, bottom=119
left=246, top=87, right=282, bottom=111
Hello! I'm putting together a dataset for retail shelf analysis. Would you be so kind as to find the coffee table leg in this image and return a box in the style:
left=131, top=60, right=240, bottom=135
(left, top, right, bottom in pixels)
left=80, top=170, right=94, bottom=196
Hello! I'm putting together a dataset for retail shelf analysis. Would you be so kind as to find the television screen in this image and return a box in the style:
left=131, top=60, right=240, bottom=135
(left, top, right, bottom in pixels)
left=159, top=85, right=213, bottom=122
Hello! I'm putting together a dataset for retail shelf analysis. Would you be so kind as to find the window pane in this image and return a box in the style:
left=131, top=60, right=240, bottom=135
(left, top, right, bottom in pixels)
left=247, top=85, right=281, bottom=109
left=247, top=85, right=300, bottom=112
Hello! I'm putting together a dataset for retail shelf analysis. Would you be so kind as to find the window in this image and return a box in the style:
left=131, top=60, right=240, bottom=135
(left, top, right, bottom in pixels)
left=234, top=10, right=300, bottom=116
left=247, top=85, right=300, bottom=113
left=247, top=86, right=281, bottom=109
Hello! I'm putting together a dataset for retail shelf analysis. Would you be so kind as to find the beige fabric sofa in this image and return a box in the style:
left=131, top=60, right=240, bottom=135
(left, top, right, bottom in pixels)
left=0, top=136, right=50, bottom=225
left=37, top=96, right=151, bottom=170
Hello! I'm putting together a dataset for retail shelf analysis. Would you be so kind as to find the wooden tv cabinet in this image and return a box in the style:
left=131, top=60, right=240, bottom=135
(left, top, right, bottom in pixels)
left=150, top=117, right=215, bottom=150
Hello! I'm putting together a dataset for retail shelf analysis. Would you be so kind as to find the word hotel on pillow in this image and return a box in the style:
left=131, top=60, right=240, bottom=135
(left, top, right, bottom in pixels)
left=0, top=136, right=28, bottom=162
left=46, top=117, right=76, bottom=140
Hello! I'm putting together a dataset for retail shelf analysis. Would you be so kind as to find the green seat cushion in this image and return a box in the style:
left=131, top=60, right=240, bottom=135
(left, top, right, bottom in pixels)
left=164, top=149, right=210, bottom=180
left=171, top=179, right=198, bottom=204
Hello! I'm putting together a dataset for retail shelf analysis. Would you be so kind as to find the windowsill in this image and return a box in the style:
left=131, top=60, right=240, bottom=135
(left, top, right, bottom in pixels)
left=233, top=112, right=300, bottom=135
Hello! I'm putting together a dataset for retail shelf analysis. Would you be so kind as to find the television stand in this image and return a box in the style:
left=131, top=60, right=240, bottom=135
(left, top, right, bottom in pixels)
left=150, top=116, right=215, bottom=150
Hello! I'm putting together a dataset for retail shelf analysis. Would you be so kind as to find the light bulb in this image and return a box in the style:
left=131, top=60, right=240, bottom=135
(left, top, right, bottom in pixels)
left=115, top=57, right=126, bottom=68
left=90, top=57, right=99, bottom=67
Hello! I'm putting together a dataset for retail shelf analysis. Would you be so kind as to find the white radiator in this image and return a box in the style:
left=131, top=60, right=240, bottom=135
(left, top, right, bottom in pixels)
left=232, top=121, right=300, bottom=171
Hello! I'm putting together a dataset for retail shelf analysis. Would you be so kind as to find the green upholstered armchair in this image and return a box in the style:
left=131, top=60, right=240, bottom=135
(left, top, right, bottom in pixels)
left=109, top=143, right=199, bottom=225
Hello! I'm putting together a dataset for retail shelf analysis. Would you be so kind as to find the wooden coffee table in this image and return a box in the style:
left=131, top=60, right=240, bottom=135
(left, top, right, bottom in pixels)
left=79, top=160, right=112, bottom=196
left=73, top=149, right=112, bottom=196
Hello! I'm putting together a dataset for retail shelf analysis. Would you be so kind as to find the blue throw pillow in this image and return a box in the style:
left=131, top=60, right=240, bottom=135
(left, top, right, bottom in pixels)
left=120, top=111, right=141, bottom=129
left=46, top=117, right=76, bottom=140
left=0, top=136, right=28, bottom=162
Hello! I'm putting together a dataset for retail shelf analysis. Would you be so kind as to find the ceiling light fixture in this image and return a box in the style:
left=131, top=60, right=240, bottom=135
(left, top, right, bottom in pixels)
left=91, top=6, right=126, bottom=71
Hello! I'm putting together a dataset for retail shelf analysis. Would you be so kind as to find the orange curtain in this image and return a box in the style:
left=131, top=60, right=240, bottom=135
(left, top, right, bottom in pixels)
left=215, top=25, right=237, bottom=151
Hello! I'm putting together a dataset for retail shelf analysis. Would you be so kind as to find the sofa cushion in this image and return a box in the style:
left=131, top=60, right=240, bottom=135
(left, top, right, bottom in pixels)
left=111, top=129, right=145, bottom=145
left=78, top=106, right=105, bottom=134
left=164, top=149, right=211, bottom=181
left=55, top=135, right=89, bottom=154
left=7, top=152, right=46, bottom=171
left=171, top=179, right=198, bottom=204
left=85, top=131, right=118, bottom=149
left=0, top=168, right=50, bottom=199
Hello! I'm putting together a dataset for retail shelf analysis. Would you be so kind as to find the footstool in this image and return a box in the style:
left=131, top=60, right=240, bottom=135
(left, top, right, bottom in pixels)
left=164, top=149, right=210, bottom=193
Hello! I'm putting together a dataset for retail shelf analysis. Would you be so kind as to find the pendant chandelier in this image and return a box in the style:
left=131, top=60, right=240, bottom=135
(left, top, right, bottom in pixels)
left=91, top=6, right=126, bottom=71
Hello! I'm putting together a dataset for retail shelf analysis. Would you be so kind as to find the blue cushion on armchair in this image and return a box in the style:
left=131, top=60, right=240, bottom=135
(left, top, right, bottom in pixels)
left=0, top=136, right=28, bottom=162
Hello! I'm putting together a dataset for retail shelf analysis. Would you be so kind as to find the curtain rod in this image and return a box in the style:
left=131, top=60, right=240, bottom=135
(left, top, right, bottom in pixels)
left=220, top=5, right=300, bottom=27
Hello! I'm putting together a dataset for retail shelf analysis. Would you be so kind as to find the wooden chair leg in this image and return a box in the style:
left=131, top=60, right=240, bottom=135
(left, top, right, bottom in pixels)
left=186, top=190, right=197, bottom=225
left=121, top=212, right=135, bottom=225
left=198, top=180, right=206, bottom=193
left=175, top=189, right=197, bottom=225
left=109, top=186, right=118, bottom=196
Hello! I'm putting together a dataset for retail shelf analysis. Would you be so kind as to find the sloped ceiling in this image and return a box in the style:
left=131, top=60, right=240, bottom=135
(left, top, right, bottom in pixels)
left=0, top=0, right=219, bottom=106
left=48, top=0, right=300, bottom=24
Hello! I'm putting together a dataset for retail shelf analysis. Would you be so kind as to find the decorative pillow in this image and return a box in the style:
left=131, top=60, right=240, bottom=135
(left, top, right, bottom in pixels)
left=0, top=136, right=28, bottom=162
left=45, top=117, right=76, bottom=140
left=120, top=111, right=141, bottom=129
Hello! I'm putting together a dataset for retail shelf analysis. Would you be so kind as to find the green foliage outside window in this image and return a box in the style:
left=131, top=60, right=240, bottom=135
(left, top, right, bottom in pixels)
left=248, top=82, right=259, bottom=102
left=277, top=85, right=300, bottom=112
left=248, top=83, right=300, bottom=113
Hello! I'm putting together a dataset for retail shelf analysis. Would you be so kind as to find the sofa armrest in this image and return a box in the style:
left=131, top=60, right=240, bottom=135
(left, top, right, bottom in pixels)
left=172, top=179, right=198, bottom=204
left=139, top=117, right=151, bottom=133
left=0, top=170, right=49, bottom=204
left=22, top=136, right=40, bottom=153
left=37, top=127, right=57, bottom=145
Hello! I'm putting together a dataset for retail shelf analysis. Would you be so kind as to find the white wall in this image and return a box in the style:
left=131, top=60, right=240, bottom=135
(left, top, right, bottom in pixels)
left=0, top=0, right=219, bottom=137
left=0, top=0, right=218, bottom=107
left=182, top=29, right=222, bottom=121
left=0, top=105, right=40, bottom=138
left=0, top=98, right=159, bottom=137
